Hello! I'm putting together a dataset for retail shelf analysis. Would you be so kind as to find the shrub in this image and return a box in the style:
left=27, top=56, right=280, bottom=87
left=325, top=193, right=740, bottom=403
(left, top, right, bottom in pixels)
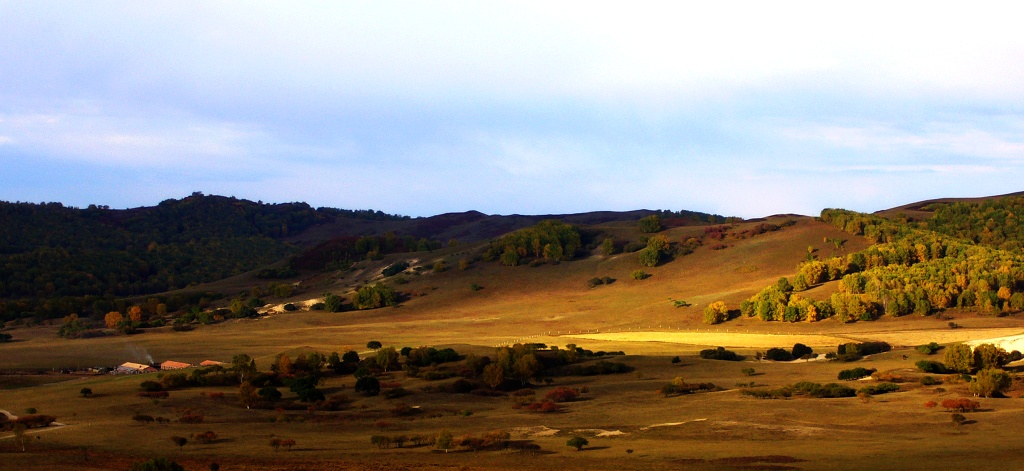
left=382, top=387, right=410, bottom=399
left=951, top=413, right=967, bottom=425
left=525, top=401, right=561, bottom=413
left=791, top=343, right=813, bottom=359
left=129, top=458, right=184, bottom=471
left=544, top=387, right=580, bottom=403
left=132, top=414, right=155, bottom=424
left=566, top=435, right=589, bottom=451
left=671, top=356, right=681, bottom=364
left=699, top=347, right=741, bottom=361
left=741, top=388, right=792, bottom=399
left=382, top=261, right=410, bottom=277
left=283, top=303, right=298, bottom=312
left=631, top=270, right=649, bottom=280
left=857, top=382, right=899, bottom=395
left=178, top=413, right=203, bottom=424
left=763, top=348, right=794, bottom=362
left=352, top=283, right=398, bottom=309
left=915, top=360, right=947, bottom=374
left=838, top=367, right=876, bottom=381
left=703, top=301, right=729, bottom=325
left=638, top=215, right=662, bottom=233
left=741, top=367, right=755, bottom=376
left=941, top=398, right=980, bottom=412
left=791, top=382, right=855, bottom=398
left=637, top=247, right=661, bottom=267
left=139, top=380, right=163, bottom=392
left=659, top=378, right=718, bottom=397
left=355, top=376, right=381, bottom=396
left=194, top=431, right=218, bottom=444
left=136, top=391, right=169, bottom=399
left=920, top=376, right=940, bottom=386
left=916, top=342, right=941, bottom=355
left=586, top=277, right=604, bottom=288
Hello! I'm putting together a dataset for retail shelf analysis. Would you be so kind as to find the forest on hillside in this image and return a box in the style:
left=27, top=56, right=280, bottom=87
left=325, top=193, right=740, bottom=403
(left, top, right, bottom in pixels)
left=732, top=197, right=1024, bottom=324
left=0, top=193, right=407, bottom=322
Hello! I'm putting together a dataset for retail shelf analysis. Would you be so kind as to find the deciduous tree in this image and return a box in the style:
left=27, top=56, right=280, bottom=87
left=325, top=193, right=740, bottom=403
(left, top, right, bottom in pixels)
left=566, top=436, right=589, bottom=451
left=238, top=381, right=258, bottom=409
left=104, top=311, right=123, bottom=329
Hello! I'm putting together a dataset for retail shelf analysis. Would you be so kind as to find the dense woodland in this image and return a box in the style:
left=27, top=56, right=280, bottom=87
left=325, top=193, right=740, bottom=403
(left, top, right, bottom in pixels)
left=731, top=197, right=1024, bottom=324
left=0, top=193, right=407, bottom=322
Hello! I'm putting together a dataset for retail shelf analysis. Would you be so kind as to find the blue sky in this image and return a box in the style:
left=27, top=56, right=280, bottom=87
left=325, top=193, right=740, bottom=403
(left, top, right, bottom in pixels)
left=2, top=2, right=1024, bottom=218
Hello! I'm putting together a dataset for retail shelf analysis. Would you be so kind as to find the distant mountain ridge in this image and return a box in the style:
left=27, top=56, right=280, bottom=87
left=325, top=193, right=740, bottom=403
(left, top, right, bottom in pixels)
left=0, top=193, right=728, bottom=322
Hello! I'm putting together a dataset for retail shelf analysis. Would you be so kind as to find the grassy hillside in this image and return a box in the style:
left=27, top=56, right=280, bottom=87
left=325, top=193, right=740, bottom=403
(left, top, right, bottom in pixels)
left=6, top=196, right=1024, bottom=469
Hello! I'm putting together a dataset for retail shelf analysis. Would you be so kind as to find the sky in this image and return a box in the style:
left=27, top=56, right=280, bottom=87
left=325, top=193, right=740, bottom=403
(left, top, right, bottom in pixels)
left=2, top=2, right=1024, bottom=219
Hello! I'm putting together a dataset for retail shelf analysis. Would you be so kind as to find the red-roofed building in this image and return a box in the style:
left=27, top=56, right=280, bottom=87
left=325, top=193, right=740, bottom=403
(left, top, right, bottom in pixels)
left=159, top=360, right=193, bottom=370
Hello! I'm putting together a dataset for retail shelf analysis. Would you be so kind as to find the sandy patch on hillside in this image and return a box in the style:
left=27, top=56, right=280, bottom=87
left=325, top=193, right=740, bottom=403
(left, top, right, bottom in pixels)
left=966, top=332, right=1024, bottom=352
left=511, top=426, right=559, bottom=438
left=564, top=331, right=848, bottom=348
left=640, top=418, right=707, bottom=430
left=574, top=428, right=627, bottom=437
left=850, top=327, right=1024, bottom=347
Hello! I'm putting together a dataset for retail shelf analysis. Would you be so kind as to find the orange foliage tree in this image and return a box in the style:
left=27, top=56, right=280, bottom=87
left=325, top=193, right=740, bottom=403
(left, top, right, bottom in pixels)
left=104, top=311, right=123, bottom=329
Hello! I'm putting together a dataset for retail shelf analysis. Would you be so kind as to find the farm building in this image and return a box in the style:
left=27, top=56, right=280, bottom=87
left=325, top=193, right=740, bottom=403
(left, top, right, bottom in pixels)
left=200, top=360, right=227, bottom=367
left=113, top=362, right=157, bottom=375
left=159, top=360, right=193, bottom=370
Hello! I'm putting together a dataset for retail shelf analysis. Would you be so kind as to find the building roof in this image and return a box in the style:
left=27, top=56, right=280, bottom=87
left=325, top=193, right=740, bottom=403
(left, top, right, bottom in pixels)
left=160, top=360, right=193, bottom=369
left=200, top=360, right=227, bottom=366
left=120, top=362, right=153, bottom=370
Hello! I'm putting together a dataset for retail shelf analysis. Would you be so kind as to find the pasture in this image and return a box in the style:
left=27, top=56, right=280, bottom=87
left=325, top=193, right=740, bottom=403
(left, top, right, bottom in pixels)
left=4, top=217, right=1024, bottom=469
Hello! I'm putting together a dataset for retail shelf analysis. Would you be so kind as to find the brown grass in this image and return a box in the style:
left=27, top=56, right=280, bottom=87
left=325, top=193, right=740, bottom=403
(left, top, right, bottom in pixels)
left=4, top=217, right=1024, bottom=469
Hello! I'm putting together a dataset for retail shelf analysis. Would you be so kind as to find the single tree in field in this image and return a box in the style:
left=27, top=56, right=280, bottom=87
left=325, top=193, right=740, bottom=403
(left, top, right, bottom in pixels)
left=231, top=354, right=257, bottom=383
left=367, top=340, right=382, bottom=350
left=128, top=305, right=143, bottom=323
left=944, top=343, right=975, bottom=373
left=80, top=387, right=93, bottom=398
left=238, top=381, right=258, bottom=409
left=170, top=436, right=187, bottom=450
left=969, top=368, right=1012, bottom=397
left=104, top=311, right=124, bottom=329
left=703, top=301, right=728, bottom=325
left=601, top=237, right=616, bottom=255
left=436, top=430, right=454, bottom=453
left=566, top=436, right=589, bottom=451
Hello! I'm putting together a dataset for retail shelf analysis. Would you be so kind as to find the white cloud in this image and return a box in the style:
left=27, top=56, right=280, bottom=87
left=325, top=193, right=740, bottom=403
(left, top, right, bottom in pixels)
left=781, top=122, right=1024, bottom=161
left=0, top=105, right=305, bottom=170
